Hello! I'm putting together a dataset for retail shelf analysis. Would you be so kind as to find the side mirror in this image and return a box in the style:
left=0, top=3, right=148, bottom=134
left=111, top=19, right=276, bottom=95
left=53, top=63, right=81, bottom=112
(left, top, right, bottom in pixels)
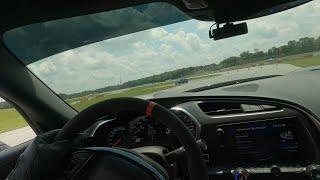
left=209, top=23, right=248, bottom=40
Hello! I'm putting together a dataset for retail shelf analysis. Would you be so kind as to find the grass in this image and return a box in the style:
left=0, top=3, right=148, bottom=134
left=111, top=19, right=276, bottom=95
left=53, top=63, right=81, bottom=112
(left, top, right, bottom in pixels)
left=281, top=56, right=320, bottom=67
left=69, top=73, right=222, bottom=112
left=0, top=81, right=175, bottom=134
left=71, top=82, right=175, bottom=111
left=0, top=108, right=27, bottom=133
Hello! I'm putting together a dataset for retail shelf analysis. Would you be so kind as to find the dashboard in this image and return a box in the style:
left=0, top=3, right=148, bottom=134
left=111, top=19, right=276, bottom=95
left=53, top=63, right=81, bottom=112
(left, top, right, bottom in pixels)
left=86, top=98, right=320, bottom=180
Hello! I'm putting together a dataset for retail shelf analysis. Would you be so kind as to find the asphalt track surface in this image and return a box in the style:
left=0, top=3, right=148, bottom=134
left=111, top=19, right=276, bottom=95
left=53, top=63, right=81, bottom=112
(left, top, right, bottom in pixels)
left=0, top=64, right=300, bottom=147
left=145, top=64, right=300, bottom=98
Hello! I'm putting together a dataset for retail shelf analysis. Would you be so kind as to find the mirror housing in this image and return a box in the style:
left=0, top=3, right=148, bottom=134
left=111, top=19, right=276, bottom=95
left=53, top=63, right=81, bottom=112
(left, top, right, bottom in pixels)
left=209, top=23, right=248, bottom=40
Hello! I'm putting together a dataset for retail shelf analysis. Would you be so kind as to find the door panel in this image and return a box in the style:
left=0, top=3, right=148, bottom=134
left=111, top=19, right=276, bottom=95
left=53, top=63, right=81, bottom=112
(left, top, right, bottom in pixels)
left=0, top=142, right=29, bottom=179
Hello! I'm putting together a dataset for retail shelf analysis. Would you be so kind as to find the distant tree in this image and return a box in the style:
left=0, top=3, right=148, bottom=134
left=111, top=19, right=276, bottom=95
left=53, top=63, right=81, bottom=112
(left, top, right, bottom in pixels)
left=220, top=56, right=241, bottom=68
left=240, top=51, right=251, bottom=60
left=315, top=37, right=320, bottom=51
left=287, top=40, right=298, bottom=54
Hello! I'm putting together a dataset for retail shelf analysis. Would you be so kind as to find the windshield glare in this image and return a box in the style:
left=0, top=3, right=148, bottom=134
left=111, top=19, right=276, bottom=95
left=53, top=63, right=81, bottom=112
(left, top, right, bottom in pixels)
left=4, top=1, right=320, bottom=111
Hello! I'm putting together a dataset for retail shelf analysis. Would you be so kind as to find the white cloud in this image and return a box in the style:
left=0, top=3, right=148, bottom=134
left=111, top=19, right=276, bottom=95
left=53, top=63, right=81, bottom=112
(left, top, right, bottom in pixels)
left=197, top=21, right=211, bottom=30
left=185, top=33, right=203, bottom=50
left=150, top=28, right=168, bottom=39
left=27, top=0, right=320, bottom=94
left=159, top=44, right=173, bottom=53
left=30, top=60, right=57, bottom=76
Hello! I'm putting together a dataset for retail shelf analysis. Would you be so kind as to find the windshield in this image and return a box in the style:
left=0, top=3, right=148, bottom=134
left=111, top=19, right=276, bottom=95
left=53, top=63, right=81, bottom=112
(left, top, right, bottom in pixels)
left=3, top=1, right=320, bottom=111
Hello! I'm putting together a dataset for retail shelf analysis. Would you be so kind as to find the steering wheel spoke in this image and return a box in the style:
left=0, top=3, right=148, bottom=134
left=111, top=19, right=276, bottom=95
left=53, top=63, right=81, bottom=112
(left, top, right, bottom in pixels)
left=64, top=147, right=169, bottom=180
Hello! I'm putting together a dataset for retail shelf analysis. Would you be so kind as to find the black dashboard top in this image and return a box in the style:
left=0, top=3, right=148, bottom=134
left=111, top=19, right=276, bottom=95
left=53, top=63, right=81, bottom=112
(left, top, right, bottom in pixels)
left=152, top=68, right=320, bottom=120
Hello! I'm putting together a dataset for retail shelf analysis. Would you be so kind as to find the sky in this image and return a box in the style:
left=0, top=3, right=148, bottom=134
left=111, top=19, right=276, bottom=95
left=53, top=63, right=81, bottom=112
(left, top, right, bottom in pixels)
left=22, top=0, right=320, bottom=95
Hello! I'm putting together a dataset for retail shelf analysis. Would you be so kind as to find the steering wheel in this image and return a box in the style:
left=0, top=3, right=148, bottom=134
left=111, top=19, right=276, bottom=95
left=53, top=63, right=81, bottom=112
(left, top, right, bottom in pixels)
left=55, top=97, right=208, bottom=180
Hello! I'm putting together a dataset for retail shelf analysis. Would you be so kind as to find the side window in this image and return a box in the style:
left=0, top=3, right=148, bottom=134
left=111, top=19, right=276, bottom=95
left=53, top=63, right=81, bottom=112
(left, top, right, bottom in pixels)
left=0, top=99, right=36, bottom=150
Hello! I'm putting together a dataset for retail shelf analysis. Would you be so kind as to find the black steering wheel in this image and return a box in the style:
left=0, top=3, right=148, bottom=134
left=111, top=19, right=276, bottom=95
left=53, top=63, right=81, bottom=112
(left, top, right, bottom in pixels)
left=55, top=97, right=208, bottom=180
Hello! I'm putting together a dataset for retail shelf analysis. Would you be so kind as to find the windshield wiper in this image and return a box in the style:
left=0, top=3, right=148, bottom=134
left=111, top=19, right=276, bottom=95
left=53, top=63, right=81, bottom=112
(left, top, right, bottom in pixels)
left=186, top=75, right=282, bottom=92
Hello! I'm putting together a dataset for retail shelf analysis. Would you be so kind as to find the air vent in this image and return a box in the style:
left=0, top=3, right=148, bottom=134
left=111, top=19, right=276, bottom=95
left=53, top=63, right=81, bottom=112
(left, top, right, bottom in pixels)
left=198, top=102, right=243, bottom=116
left=198, top=102, right=281, bottom=116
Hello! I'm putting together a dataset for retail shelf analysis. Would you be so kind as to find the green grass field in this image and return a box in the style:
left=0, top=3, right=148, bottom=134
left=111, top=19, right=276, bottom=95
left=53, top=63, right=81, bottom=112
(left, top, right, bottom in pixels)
left=71, top=82, right=175, bottom=111
left=281, top=56, right=320, bottom=67
left=0, top=108, right=27, bottom=133
left=0, top=81, right=175, bottom=133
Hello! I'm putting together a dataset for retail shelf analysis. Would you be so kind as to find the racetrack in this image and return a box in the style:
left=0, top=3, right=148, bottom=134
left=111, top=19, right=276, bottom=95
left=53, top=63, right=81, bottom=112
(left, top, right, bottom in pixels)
left=153, top=64, right=300, bottom=97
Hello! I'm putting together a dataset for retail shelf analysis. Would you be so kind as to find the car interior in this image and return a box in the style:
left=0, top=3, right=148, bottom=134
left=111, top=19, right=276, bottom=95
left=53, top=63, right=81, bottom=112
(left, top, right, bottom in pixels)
left=0, top=0, right=320, bottom=180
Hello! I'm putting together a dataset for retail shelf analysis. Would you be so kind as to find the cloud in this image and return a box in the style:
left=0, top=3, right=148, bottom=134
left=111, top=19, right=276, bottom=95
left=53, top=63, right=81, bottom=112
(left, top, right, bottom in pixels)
left=24, top=0, right=320, bottom=94
left=197, top=21, right=211, bottom=30
left=159, top=44, right=173, bottom=53
left=28, top=27, right=216, bottom=93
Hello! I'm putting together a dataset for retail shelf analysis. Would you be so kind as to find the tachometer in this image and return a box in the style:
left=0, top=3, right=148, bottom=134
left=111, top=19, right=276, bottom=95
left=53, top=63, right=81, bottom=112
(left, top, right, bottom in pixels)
left=107, top=126, right=127, bottom=147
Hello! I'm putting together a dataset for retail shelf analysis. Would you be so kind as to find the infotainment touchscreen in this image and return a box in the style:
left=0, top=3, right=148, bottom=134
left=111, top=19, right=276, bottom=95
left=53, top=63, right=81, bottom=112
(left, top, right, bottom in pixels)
left=231, top=119, right=300, bottom=163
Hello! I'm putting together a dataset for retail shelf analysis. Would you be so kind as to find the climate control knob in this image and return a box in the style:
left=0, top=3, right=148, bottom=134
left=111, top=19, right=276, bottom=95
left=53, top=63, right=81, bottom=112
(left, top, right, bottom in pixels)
left=216, top=128, right=225, bottom=136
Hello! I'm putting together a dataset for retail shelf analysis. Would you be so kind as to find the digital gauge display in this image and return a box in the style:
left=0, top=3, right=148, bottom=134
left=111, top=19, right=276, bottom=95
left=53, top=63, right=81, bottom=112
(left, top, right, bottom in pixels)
left=214, top=117, right=303, bottom=165
left=231, top=118, right=300, bottom=163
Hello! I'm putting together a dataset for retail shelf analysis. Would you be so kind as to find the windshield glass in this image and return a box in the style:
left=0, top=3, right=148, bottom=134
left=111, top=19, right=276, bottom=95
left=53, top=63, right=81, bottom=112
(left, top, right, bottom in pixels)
left=3, top=1, right=320, bottom=111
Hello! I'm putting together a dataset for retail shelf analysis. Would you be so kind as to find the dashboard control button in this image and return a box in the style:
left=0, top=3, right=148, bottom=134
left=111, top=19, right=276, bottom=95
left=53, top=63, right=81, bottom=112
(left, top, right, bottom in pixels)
left=270, top=165, right=281, bottom=177
left=216, top=128, right=224, bottom=136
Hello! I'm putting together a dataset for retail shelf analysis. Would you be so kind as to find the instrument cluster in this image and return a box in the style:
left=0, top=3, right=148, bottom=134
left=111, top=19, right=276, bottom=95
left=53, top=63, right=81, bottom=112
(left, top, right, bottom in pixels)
left=93, top=108, right=200, bottom=149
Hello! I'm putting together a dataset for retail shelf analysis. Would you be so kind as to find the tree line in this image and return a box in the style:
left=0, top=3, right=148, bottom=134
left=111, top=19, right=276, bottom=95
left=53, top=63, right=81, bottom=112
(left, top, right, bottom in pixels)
left=59, top=35, right=320, bottom=100
left=0, top=101, right=13, bottom=109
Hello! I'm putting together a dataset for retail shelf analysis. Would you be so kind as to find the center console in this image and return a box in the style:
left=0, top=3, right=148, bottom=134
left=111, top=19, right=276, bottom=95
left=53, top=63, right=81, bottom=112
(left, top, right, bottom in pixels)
left=213, top=117, right=303, bottom=165
left=201, top=115, right=320, bottom=180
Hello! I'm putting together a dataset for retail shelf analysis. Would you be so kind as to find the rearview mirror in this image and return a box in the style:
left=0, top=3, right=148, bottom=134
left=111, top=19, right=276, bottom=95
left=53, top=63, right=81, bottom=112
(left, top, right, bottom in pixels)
left=209, top=23, right=248, bottom=40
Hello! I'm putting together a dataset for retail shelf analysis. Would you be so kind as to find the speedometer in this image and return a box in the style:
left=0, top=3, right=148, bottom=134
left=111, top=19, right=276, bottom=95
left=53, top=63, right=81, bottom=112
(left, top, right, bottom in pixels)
left=107, top=126, right=127, bottom=147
